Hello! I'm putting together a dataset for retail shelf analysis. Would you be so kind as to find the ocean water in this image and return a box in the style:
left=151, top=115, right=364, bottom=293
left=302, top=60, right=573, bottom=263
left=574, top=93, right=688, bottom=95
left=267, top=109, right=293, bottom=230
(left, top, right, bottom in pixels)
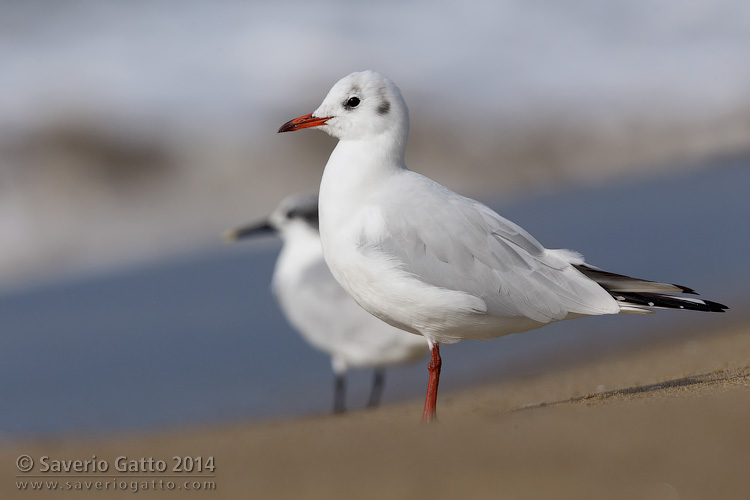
left=1, top=154, right=747, bottom=436
left=3, top=0, right=750, bottom=130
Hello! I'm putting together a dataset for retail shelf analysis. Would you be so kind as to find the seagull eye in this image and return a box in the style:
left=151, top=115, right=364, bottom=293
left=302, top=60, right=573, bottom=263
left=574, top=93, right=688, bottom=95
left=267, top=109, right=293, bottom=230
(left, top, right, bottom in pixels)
left=345, top=96, right=360, bottom=109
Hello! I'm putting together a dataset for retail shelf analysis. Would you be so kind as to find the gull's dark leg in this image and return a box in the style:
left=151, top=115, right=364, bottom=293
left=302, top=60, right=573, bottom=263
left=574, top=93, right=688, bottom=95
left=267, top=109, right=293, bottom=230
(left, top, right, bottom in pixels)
left=333, top=374, right=346, bottom=414
left=366, top=368, right=386, bottom=408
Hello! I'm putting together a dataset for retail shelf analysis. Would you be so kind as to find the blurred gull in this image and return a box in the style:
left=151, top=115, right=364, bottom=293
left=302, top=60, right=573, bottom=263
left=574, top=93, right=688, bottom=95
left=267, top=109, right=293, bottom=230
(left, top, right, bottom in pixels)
left=225, top=194, right=427, bottom=413
left=278, top=70, right=728, bottom=423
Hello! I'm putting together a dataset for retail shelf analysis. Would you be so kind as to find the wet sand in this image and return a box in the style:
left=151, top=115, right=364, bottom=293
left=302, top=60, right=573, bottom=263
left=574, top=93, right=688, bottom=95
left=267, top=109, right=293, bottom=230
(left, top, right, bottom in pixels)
left=3, top=321, right=749, bottom=500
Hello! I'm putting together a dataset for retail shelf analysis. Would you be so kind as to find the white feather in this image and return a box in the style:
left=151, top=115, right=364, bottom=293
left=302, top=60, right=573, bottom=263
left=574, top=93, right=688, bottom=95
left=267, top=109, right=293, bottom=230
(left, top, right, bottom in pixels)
left=267, top=196, right=428, bottom=371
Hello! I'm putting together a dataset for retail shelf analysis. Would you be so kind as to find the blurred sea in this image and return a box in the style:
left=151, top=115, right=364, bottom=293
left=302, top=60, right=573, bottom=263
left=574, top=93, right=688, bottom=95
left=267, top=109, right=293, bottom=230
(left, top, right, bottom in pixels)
left=1, top=153, right=747, bottom=437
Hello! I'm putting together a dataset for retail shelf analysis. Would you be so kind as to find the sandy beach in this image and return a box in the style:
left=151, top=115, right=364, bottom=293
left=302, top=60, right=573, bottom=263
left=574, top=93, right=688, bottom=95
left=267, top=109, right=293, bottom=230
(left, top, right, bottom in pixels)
left=4, top=318, right=749, bottom=500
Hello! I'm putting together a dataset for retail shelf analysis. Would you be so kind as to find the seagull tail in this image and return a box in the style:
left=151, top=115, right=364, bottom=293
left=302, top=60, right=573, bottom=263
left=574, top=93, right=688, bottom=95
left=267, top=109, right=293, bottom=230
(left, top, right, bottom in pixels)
left=573, top=264, right=728, bottom=314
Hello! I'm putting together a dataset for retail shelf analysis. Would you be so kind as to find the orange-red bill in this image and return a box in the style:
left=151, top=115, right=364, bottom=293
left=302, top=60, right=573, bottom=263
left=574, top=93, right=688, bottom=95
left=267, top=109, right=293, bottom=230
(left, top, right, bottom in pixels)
left=278, top=113, right=331, bottom=133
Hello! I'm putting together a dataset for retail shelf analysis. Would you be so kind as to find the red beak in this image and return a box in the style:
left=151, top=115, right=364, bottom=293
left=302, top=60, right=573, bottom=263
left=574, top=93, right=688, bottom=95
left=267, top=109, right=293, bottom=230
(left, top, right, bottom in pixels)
left=278, top=113, right=331, bottom=133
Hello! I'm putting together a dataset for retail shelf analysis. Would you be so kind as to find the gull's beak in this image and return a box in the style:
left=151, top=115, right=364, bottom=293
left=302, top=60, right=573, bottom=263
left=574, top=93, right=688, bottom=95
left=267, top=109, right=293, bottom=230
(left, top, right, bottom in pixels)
left=278, top=113, right=331, bottom=133
left=222, top=220, right=275, bottom=243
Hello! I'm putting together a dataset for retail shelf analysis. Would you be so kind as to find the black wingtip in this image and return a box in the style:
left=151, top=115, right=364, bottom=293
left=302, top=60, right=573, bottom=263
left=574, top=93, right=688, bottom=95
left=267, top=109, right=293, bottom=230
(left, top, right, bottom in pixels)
left=614, top=292, right=729, bottom=313
left=673, top=284, right=698, bottom=295
left=702, top=299, right=729, bottom=312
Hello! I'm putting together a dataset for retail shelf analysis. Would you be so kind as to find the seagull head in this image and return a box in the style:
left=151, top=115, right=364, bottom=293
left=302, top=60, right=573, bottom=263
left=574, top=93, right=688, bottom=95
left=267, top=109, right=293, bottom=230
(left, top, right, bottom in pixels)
left=279, top=70, right=409, bottom=143
left=223, top=193, right=319, bottom=243
left=269, top=193, right=319, bottom=233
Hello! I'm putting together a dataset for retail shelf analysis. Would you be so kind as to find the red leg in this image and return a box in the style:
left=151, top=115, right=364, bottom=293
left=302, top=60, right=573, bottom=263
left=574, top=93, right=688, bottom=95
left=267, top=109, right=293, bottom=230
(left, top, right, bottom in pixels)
left=421, top=344, right=442, bottom=423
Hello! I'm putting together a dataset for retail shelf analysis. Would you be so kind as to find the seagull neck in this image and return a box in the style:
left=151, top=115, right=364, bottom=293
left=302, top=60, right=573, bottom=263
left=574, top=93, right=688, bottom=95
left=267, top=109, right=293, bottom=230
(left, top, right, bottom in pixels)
left=280, top=221, right=320, bottom=247
left=276, top=224, right=322, bottom=272
left=325, top=135, right=407, bottom=187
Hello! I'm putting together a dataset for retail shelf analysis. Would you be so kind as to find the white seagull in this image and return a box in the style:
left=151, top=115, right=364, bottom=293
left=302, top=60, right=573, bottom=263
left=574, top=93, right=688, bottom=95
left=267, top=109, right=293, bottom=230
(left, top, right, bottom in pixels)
left=278, top=70, right=728, bottom=422
left=225, top=193, right=427, bottom=413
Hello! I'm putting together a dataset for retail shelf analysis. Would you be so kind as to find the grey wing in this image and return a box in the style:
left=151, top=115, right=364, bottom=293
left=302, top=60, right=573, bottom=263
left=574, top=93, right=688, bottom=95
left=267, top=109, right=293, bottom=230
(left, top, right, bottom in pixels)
left=375, top=186, right=617, bottom=323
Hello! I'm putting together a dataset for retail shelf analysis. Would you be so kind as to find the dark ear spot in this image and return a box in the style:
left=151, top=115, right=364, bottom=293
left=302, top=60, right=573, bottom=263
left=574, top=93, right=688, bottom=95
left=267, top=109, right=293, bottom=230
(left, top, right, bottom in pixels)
left=287, top=206, right=319, bottom=229
left=377, top=99, right=391, bottom=115
left=302, top=210, right=319, bottom=229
